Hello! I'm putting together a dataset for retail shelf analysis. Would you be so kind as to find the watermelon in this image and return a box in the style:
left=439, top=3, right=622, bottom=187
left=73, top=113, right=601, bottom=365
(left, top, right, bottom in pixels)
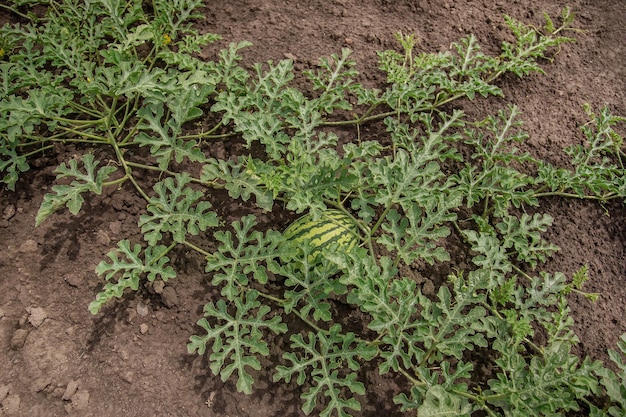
left=283, top=209, right=359, bottom=262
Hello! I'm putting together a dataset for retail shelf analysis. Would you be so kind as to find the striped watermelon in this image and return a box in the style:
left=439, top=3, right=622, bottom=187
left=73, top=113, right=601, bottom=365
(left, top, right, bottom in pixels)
left=283, top=209, right=359, bottom=262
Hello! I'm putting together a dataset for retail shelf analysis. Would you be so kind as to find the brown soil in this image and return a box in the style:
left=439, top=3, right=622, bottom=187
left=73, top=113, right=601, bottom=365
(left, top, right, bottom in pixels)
left=1, top=1, right=625, bottom=416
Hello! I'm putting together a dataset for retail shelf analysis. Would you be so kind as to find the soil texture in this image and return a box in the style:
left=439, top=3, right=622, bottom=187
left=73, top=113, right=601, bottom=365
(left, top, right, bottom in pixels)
left=1, top=0, right=625, bottom=416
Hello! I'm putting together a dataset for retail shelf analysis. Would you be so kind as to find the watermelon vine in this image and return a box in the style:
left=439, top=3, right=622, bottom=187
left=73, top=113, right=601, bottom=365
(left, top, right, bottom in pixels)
left=2, top=2, right=626, bottom=416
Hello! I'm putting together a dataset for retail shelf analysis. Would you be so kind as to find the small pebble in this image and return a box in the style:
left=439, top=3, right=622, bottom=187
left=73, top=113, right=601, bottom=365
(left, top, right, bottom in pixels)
left=10, top=329, right=29, bottom=349
left=70, top=390, right=90, bottom=410
left=18, top=240, right=38, bottom=253
left=95, top=230, right=111, bottom=246
left=1, top=394, right=21, bottom=414
left=136, top=302, right=149, bottom=317
left=62, top=380, right=80, bottom=401
left=120, top=370, right=134, bottom=384
left=0, top=385, right=9, bottom=402
left=27, top=307, right=47, bottom=328
left=2, top=205, right=15, bottom=220
left=152, top=280, right=165, bottom=294
left=30, top=377, right=51, bottom=394
left=108, top=221, right=122, bottom=235
left=161, top=287, right=178, bottom=308
left=64, top=274, right=82, bottom=288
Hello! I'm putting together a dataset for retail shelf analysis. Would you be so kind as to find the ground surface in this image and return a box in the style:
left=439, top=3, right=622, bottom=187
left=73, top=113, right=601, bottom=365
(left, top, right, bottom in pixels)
left=1, top=0, right=625, bottom=416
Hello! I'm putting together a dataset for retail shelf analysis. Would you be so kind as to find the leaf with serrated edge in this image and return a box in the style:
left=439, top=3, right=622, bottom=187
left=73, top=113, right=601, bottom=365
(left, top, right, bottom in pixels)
left=187, top=291, right=287, bottom=394
left=139, top=173, right=218, bottom=245
left=36, top=154, right=117, bottom=226
left=89, top=240, right=175, bottom=314
left=274, top=324, right=376, bottom=417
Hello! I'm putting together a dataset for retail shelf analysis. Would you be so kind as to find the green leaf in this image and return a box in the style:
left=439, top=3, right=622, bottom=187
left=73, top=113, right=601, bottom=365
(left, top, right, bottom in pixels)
left=449, top=34, right=501, bottom=99
left=187, top=290, right=287, bottom=394
left=201, top=157, right=274, bottom=211
left=166, top=76, right=215, bottom=126
left=596, top=334, right=626, bottom=416
left=488, top=328, right=601, bottom=414
left=138, top=173, right=219, bottom=245
left=0, top=89, right=73, bottom=142
left=539, top=106, right=626, bottom=199
left=243, top=131, right=354, bottom=214
left=453, top=106, right=539, bottom=216
left=0, top=138, right=29, bottom=191
left=495, top=213, right=559, bottom=268
left=276, top=241, right=348, bottom=322
left=205, top=215, right=287, bottom=300
left=135, top=102, right=206, bottom=170
left=274, top=323, right=377, bottom=417
left=378, top=195, right=459, bottom=266
left=343, top=255, right=419, bottom=368
left=89, top=240, right=176, bottom=314
left=500, top=13, right=575, bottom=77
left=418, top=385, right=473, bottom=417
left=463, top=227, right=512, bottom=275
left=36, top=154, right=117, bottom=226
left=304, top=47, right=360, bottom=114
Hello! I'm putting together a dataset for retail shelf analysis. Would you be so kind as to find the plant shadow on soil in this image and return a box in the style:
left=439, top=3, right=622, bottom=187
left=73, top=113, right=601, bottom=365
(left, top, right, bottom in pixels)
left=1, top=0, right=626, bottom=416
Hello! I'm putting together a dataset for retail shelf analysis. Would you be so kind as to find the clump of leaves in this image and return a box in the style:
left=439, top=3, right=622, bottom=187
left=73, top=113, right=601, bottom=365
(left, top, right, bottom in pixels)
left=2, top=2, right=626, bottom=416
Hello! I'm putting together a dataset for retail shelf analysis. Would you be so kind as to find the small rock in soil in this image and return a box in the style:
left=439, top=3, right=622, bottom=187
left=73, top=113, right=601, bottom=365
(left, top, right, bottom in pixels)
left=10, top=328, right=29, bottom=349
left=18, top=239, right=38, bottom=253
left=108, top=221, right=122, bottom=235
left=140, top=323, right=149, bottom=334
left=152, top=280, right=165, bottom=294
left=64, top=390, right=91, bottom=416
left=30, top=377, right=52, bottom=394
left=120, top=370, right=134, bottom=384
left=64, top=274, right=83, bottom=288
left=51, top=386, right=65, bottom=399
left=1, top=394, right=21, bottom=414
left=0, top=385, right=9, bottom=402
left=161, top=286, right=178, bottom=308
left=2, top=204, right=16, bottom=220
left=95, top=230, right=111, bottom=246
left=70, top=389, right=90, bottom=410
left=110, top=194, right=125, bottom=211
left=212, top=141, right=226, bottom=160
left=136, top=302, right=150, bottom=317
left=154, top=310, right=167, bottom=322
left=62, top=380, right=80, bottom=401
left=422, top=280, right=435, bottom=297
left=27, top=307, right=48, bottom=328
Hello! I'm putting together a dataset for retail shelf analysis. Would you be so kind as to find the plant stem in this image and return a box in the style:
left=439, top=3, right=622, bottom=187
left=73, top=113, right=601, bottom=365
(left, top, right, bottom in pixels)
left=151, top=241, right=178, bottom=266
left=124, top=161, right=222, bottom=188
left=532, top=190, right=617, bottom=201
left=255, top=291, right=329, bottom=334
left=102, top=176, right=127, bottom=188
left=108, top=136, right=150, bottom=202
left=182, top=240, right=213, bottom=258
left=57, top=126, right=108, bottom=142
left=255, top=291, right=286, bottom=305
left=0, top=3, right=34, bottom=21
left=398, top=367, right=425, bottom=387
left=16, top=145, right=55, bottom=159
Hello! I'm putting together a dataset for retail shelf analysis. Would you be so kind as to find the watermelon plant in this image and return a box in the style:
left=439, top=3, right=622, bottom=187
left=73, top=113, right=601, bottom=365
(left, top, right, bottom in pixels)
left=2, top=1, right=626, bottom=415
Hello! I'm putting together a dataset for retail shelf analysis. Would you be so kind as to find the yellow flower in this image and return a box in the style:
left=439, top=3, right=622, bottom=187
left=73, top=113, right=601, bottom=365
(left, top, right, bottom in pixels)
left=0, top=48, right=5, bottom=58
left=162, top=34, right=172, bottom=45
